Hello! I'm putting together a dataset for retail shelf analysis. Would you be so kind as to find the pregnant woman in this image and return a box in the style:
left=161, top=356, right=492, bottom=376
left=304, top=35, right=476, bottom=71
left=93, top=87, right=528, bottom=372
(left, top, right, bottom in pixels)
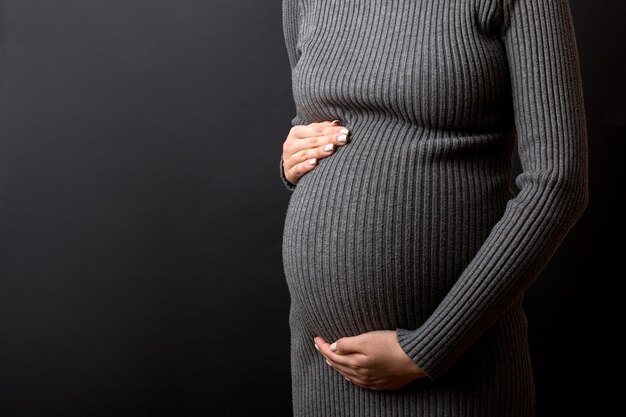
left=278, top=0, right=588, bottom=416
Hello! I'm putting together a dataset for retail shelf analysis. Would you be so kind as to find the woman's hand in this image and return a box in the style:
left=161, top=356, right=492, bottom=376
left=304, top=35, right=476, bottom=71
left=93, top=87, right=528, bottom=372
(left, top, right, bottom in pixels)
left=313, top=330, right=427, bottom=391
left=282, top=119, right=350, bottom=186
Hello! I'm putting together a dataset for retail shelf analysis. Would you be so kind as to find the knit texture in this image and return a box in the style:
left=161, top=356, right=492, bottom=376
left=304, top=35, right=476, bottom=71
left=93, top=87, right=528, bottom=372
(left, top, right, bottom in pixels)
left=279, top=0, right=588, bottom=416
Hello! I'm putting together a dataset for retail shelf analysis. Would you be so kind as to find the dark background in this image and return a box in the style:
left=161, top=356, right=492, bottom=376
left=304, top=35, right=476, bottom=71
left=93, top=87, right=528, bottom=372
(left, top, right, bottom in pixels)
left=0, top=1, right=621, bottom=416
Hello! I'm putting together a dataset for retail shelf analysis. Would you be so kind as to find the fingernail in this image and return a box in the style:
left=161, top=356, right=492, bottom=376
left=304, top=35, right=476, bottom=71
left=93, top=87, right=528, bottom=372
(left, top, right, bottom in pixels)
left=325, top=358, right=332, bottom=366
left=308, top=158, right=317, bottom=165
left=323, top=143, right=334, bottom=152
left=331, top=119, right=340, bottom=124
left=330, top=342, right=337, bottom=352
left=314, top=343, right=319, bottom=351
left=337, top=134, right=347, bottom=144
left=339, top=128, right=349, bottom=134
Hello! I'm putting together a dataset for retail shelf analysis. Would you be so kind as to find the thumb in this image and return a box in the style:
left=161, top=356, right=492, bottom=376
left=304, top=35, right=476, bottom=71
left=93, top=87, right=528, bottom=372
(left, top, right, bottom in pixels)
left=331, top=335, right=362, bottom=355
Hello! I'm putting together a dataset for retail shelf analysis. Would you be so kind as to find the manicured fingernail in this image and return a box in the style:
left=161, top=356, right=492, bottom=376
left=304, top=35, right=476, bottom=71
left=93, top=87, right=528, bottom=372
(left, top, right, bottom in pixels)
left=330, top=342, right=337, bottom=352
left=343, top=377, right=350, bottom=381
left=337, top=134, right=347, bottom=143
left=323, top=143, right=334, bottom=152
left=339, top=128, right=349, bottom=134
left=325, top=358, right=332, bottom=366
left=308, top=158, right=317, bottom=165
left=314, top=343, right=319, bottom=351
left=331, top=119, right=340, bottom=124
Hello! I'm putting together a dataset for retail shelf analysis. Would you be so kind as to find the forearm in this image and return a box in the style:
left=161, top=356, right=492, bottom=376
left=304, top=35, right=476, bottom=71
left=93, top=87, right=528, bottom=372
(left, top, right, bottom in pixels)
left=396, top=0, right=589, bottom=380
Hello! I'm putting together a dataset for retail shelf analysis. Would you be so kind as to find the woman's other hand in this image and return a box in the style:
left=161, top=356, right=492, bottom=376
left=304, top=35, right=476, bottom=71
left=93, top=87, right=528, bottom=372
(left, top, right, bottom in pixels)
left=282, top=120, right=350, bottom=186
left=313, top=331, right=427, bottom=391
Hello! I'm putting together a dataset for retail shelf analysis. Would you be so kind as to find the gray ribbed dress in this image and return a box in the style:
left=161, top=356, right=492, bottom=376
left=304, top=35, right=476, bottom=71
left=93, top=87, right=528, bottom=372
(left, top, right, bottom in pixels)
left=278, top=0, right=588, bottom=416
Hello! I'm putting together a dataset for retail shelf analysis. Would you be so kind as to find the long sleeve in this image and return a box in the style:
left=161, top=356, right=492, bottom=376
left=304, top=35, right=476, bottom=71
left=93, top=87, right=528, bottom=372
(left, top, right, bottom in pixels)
left=396, top=0, right=589, bottom=380
left=279, top=0, right=301, bottom=191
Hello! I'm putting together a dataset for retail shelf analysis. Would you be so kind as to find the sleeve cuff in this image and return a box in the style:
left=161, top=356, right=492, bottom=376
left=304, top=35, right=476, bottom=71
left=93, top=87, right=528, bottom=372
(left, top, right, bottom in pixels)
left=280, top=154, right=297, bottom=191
left=396, top=327, right=446, bottom=381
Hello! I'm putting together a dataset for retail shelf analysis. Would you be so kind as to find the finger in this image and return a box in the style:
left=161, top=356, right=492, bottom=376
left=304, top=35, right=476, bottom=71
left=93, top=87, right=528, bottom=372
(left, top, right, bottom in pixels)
left=319, top=355, right=381, bottom=389
left=307, top=129, right=350, bottom=154
left=315, top=337, right=351, bottom=365
left=288, top=140, right=338, bottom=169
left=301, top=131, right=350, bottom=153
left=345, top=377, right=374, bottom=390
left=304, top=122, right=350, bottom=140
left=307, top=142, right=338, bottom=159
left=314, top=337, right=362, bottom=367
left=320, top=142, right=336, bottom=155
left=284, top=157, right=318, bottom=184
left=288, top=125, right=350, bottom=159
left=321, top=356, right=362, bottom=380
left=330, top=336, right=364, bottom=355
left=337, top=371, right=374, bottom=390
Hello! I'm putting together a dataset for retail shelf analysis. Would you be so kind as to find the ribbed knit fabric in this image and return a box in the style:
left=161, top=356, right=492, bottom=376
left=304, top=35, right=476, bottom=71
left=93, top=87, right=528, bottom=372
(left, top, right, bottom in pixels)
left=279, top=1, right=588, bottom=416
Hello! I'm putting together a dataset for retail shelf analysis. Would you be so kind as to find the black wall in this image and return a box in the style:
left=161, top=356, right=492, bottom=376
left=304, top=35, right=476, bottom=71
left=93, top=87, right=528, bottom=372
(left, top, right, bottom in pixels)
left=0, top=1, right=621, bottom=416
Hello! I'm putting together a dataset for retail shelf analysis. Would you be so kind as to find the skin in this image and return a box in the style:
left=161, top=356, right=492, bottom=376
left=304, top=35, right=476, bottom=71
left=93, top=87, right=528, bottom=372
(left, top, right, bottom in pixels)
left=281, top=119, right=351, bottom=186
left=282, top=120, right=428, bottom=390
left=314, top=331, right=427, bottom=391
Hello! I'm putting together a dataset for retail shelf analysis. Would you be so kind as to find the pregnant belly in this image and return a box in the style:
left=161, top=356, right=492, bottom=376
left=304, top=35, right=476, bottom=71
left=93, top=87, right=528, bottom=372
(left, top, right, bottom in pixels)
left=281, top=129, right=512, bottom=340
left=282, top=137, right=448, bottom=341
